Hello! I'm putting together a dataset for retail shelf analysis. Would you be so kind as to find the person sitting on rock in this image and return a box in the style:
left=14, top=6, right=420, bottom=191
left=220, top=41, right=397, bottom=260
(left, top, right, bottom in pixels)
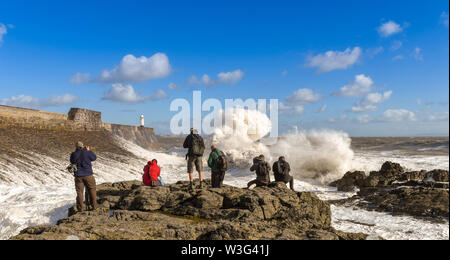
left=272, top=156, right=295, bottom=191
left=247, top=155, right=271, bottom=189
left=143, top=159, right=164, bottom=187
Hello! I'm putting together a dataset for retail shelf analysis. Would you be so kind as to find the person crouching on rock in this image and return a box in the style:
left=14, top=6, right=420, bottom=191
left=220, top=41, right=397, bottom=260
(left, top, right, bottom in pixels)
left=143, top=159, right=164, bottom=187
left=70, top=141, right=98, bottom=212
left=247, top=155, right=271, bottom=189
left=273, top=156, right=295, bottom=191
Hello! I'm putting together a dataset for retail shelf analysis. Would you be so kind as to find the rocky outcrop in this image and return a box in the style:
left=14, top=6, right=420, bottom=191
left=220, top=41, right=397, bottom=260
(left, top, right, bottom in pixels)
left=329, top=171, right=365, bottom=192
left=12, top=181, right=367, bottom=240
left=330, top=161, right=449, bottom=221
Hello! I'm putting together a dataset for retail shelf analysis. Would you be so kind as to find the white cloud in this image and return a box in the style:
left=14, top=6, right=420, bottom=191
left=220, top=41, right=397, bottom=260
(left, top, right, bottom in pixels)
left=328, top=114, right=348, bottom=123
left=356, top=114, right=372, bottom=123
left=352, top=91, right=392, bottom=112
left=412, top=47, right=423, bottom=61
left=306, top=47, right=362, bottom=73
left=69, top=72, right=90, bottom=84
left=149, top=89, right=168, bottom=101
left=103, top=84, right=167, bottom=103
left=0, top=23, right=7, bottom=44
left=286, top=88, right=322, bottom=104
left=366, top=46, right=384, bottom=58
left=381, top=109, right=417, bottom=122
left=314, top=104, right=327, bottom=113
left=391, top=40, right=403, bottom=51
left=426, top=111, right=449, bottom=122
left=43, top=94, right=79, bottom=107
left=377, top=21, right=403, bottom=37
left=0, top=94, right=78, bottom=109
left=189, top=69, right=244, bottom=88
left=332, top=74, right=374, bottom=98
left=200, top=74, right=216, bottom=87
left=97, top=53, right=171, bottom=83
left=280, top=88, right=322, bottom=115
left=441, top=12, right=449, bottom=27
left=217, top=70, right=244, bottom=84
left=168, top=82, right=182, bottom=90
left=103, top=84, right=149, bottom=103
left=392, top=55, right=404, bottom=61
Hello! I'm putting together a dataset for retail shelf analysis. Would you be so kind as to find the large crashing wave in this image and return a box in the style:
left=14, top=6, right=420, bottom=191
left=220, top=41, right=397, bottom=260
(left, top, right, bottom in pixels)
left=212, top=108, right=354, bottom=183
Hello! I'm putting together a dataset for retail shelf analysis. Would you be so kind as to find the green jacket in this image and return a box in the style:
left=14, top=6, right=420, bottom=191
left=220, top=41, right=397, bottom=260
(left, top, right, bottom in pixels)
left=208, top=149, right=224, bottom=172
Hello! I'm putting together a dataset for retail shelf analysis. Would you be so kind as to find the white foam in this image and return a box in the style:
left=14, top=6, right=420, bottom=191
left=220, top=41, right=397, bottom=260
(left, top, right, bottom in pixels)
left=331, top=205, right=449, bottom=240
left=0, top=134, right=448, bottom=240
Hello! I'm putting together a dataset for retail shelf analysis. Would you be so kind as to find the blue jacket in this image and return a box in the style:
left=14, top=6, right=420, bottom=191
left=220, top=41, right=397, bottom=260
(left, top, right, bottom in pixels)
left=70, top=148, right=97, bottom=177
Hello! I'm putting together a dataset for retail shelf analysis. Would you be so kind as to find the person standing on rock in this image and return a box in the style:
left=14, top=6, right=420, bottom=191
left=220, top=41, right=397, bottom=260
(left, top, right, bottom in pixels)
left=70, top=141, right=98, bottom=211
left=183, top=128, right=206, bottom=189
left=247, top=155, right=271, bottom=189
left=272, top=156, right=295, bottom=191
left=208, top=144, right=228, bottom=188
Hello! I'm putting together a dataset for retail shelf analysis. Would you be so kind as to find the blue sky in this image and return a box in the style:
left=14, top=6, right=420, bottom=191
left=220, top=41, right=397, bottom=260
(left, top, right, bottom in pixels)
left=0, top=0, right=448, bottom=136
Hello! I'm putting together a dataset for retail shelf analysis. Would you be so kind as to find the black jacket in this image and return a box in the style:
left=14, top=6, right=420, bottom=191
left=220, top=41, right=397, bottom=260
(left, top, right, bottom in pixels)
left=183, top=134, right=205, bottom=156
left=273, top=160, right=291, bottom=182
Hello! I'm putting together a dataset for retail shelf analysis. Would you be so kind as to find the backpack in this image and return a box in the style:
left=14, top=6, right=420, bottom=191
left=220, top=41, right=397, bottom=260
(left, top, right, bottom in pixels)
left=146, top=164, right=162, bottom=187
left=215, top=151, right=229, bottom=172
left=191, top=134, right=205, bottom=156
left=257, top=161, right=270, bottom=179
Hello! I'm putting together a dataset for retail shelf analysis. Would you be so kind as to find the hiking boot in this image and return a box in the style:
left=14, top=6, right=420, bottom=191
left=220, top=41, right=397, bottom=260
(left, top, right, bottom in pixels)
left=199, top=180, right=204, bottom=189
left=189, top=182, right=194, bottom=190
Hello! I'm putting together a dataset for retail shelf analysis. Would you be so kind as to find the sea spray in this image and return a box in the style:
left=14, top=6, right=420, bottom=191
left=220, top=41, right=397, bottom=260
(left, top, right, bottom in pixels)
left=211, top=108, right=355, bottom=183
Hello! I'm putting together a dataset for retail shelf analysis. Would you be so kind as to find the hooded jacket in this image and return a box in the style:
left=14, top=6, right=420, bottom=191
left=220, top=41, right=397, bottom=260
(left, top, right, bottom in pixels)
left=143, top=160, right=161, bottom=186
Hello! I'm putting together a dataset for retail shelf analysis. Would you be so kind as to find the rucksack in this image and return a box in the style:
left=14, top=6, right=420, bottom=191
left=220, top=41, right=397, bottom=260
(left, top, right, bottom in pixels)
left=191, top=134, right=205, bottom=156
left=215, top=151, right=228, bottom=172
left=257, top=161, right=270, bottom=178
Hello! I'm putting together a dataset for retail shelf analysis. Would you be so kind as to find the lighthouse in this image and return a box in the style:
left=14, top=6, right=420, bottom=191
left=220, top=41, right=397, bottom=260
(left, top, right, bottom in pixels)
left=140, top=114, right=144, bottom=127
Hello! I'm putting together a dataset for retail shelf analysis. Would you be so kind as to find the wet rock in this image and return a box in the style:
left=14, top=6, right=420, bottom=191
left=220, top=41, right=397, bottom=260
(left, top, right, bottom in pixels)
left=332, top=171, right=366, bottom=192
left=361, top=187, right=449, bottom=219
left=329, top=161, right=449, bottom=221
left=12, top=180, right=366, bottom=240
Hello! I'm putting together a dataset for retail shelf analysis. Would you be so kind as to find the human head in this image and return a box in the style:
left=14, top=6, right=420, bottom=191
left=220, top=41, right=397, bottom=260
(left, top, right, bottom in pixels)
left=75, top=141, right=84, bottom=149
left=190, top=127, right=198, bottom=134
left=279, top=156, right=286, bottom=161
left=211, top=144, right=217, bottom=151
left=152, top=159, right=158, bottom=164
left=259, top=154, right=265, bottom=161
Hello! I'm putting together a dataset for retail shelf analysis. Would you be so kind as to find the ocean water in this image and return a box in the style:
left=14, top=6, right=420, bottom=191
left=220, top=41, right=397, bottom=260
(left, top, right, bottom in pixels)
left=0, top=135, right=448, bottom=240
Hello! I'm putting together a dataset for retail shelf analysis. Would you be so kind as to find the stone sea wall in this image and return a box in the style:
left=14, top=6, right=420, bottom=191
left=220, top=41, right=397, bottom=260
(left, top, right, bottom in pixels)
left=0, top=105, right=157, bottom=149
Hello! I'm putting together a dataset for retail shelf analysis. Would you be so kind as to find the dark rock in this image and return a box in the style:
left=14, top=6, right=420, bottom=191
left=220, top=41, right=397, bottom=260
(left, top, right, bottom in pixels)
left=11, top=180, right=366, bottom=240
left=330, top=161, right=449, bottom=222
left=362, top=187, right=449, bottom=219
left=334, top=171, right=366, bottom=192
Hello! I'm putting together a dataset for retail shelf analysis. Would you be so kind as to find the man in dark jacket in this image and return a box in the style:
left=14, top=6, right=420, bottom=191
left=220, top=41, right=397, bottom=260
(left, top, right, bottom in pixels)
left=70, top=141, right=97, bottom=211
left=247, top=155, right=271, bottom=189
left=183, top=128, right=205, bottom=189
left=208, top=144, right=226, bottom=188
left=273, top=156, right=295, bottom=191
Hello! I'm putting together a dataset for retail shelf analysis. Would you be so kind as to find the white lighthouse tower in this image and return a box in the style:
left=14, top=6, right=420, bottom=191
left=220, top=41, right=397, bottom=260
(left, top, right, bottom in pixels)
left=140, top=114, right=145, bottom=127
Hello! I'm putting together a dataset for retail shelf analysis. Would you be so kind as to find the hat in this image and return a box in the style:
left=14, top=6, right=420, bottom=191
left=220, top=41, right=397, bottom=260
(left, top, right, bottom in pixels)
left=76, top=141, right=84, bottom=149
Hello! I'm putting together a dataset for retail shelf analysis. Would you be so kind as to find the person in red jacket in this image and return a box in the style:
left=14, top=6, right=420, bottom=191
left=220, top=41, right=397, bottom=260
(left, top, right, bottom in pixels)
left=142, top=159, right=164, bottom=186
